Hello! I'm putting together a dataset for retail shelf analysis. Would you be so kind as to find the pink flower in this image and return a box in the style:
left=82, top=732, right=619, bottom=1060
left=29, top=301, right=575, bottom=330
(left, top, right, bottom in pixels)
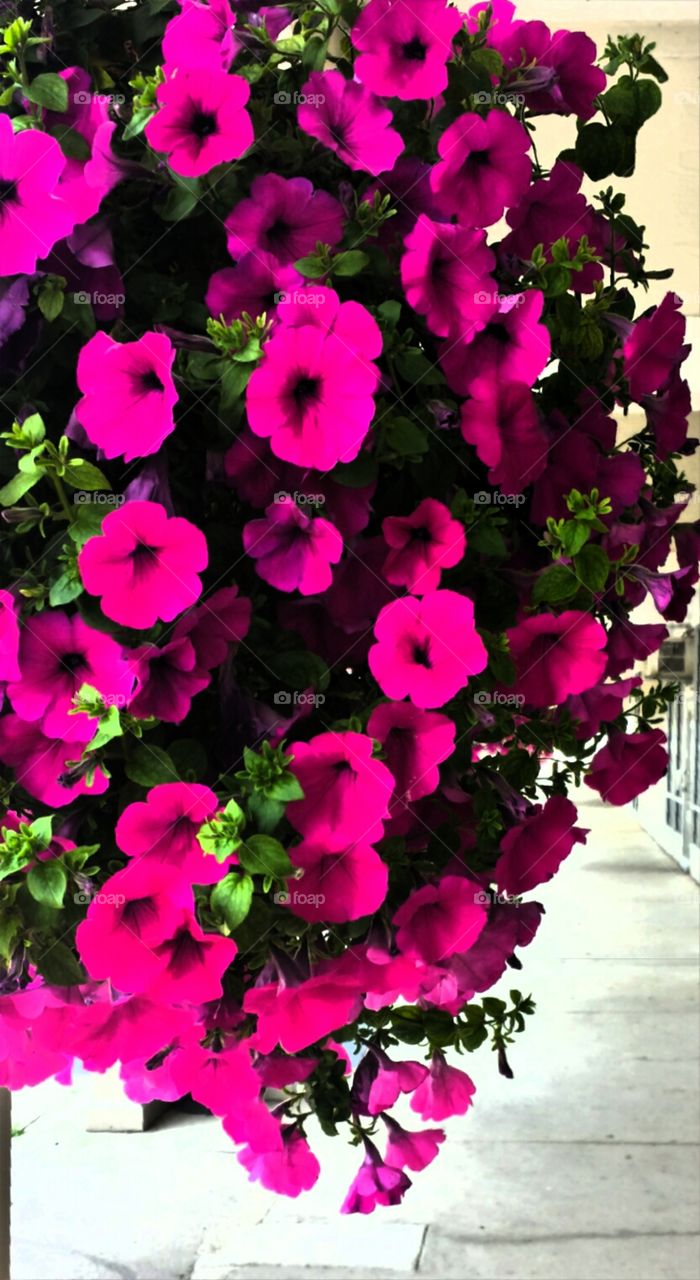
left=169, top=1040, right=260, bottom=1115
left=115, top=782, right=226, bottom=885
left=440, top=291, right=550, bottom=395
left=284, top=836, right=388, bottom=922
left=623, top=293, right=687, bottom=402
left=506, top=611, right=608, bottom=707
left=341, top=1139, right=411, bottom=1214
left=585, top=730, right=668, bottom=805
left=76, top=863, right=194, bottom=993
left=145, top=69, right=253, bottom=178
left=0, top=591, right=20, bottom=683
left=162, top=0, right=239, bottom=73
left=605, top=621, right=667, bottom=678
left=351, top=0, right=463, bottom=101
left=369, top=591, right=488, bottom=709
left=238, top=1126, right=320, bottom=1197
left=401, top=215, right=496, bottom=340
left=245, top=973, right=364, bottom=1054
left=75, top=331, right=178, bottom=462
left=383, top=1116, right=445, bottom=1172
left=501, top=161, right=600, bottom=290
left=128, top=635, right=210, bottom=724
left=206, top=253, right=303, bottom=325
left=75, top=996, right=195, bottom=1074
left=243, top=501, right=343, bottom=596
left=78, top=501, right=208, bottom=629
left=393, top=874, right=487, bottom=963
left=431, top=110, right=531, bottom=225
left=6, top=610, right=133, bottom=742
left=497, top=22, right=606, bottom=121
left=495, top=796, right=588, bottom=896
left=286, top=731, right=394, bottom=849
left=352, top=1047, right=427, bottom=1115
left=381, top=501, right=468, bottom=596
left=146, top=912, right=236, bottom=1003
left=0, top=715, right=109, bottom=807
left=367, top=702, right=455, bottom=808
left=297, top=70, right=404, bottom=176
left=225, top=172, right=344, bottom=264
left=173, top=585, right=251, bottom=669
left=564, top=676, right=642, bottom=740
left=0, top=113, right=74, bottom=277
left=246, top=289, right=382, bottom=470
left=410, top=1053, right=476, bottom=1122
left=460, top=380, right=547, bottom=495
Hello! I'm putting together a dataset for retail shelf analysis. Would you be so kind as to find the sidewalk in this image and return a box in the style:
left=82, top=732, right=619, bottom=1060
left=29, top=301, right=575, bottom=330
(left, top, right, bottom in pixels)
left=10, top=793, right=700, bottom=1280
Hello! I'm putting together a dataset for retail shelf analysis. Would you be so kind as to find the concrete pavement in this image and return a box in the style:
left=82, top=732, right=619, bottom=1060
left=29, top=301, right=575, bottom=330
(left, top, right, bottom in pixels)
left=10, top=792, right=700, bottom=1280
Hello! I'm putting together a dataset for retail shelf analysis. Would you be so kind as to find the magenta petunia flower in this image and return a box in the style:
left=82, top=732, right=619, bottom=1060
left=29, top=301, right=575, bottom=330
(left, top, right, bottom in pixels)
left=0, top=113, right=74, bottom=277
left=440, top=290, right=551, bottom=395
left=506, top=610, right=607, bottom=707
left=430, top=110, right=531, bottom=225
left=206, top=253, right=303, bottom=325
left=145, top=68, right=253, bottom=178
left=369, top=591, right=488, bottom=709
left=0, top=715, right=109, bottom=807
left=169, top=1040, right=260, bottom=1116
left=225, top=173, right=344, bottom=264
left=162, top=0, right=239, bottom=73
left=495, top=796, right=588, bottom=897
left=283, top=836, right=389, bottom=923
left=341, top=1138, right=412, bottom=1214
left=245, top=972, right=364, bottom=1055
left=381, top=497, right=466, bottom=593
left=246, top=289, right=382, bottom=470
left=353, top=1047, right=427, bottom=1116
left=6, top=610, right=134, bottom=742
left=78, top=501, right=208, bottom=629
left=146, top=912, right=236, bottom=1004
left=297, top=70, right=404, bottom=176
left=409, top=1052, right=476, bottom=1121
left=75, top=330, right=178, bottom=462
left=496, top=22, right=606, bottom=121
left=243, top=501, right=343, bottom=596
left=0, top=591, right=21, bottom=683
left=605, top=621, right=668, bottom=679
left=585, top=729, right=668, bottom=806
left=238, top=1126, right=321, bottom=1198
left=173, top=585, right=251, bottom=669
left=351, top=0, right=463, bottom=101
left=383, top=1116, right=445, bottom=1172
left=115, top=782, right=226, bottom=885
left=76, top=862, right=194, bottom=993
left=367, top=701, right=456, bottom=808
left=459, top=380, right=548, bottom=495
left=501, top=161, right=601, bottom=291
left=393, top=874, right=487, bottom=963
left=286, top=731, right=395, bottom=849
left=623, top=292, right=687, bottom=402
left=364, top=156, right=446, bottom=249
left=401, top=215, right=497, bottom=340
left=128, top=635, right=211, bottom=724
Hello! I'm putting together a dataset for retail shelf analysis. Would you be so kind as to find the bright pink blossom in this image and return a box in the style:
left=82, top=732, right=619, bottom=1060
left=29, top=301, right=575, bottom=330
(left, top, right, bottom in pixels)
left=585, top=729, right=668, bottom=805
left=369, top=591, right=488, bottom=709
left=173, top=585, right=251, bottom=669
left=367, top=702, right=455, bottom=809
left=506, top=611, right=608, bottom=707
left=440, top=290, right=550, bottom=395
left=0, top=715, right=109, bottom=807
left=75, top=330, right=178, bottom=462
left=410, top=1053, right=476, bottom=1122
left=243, top=501, right=343, bottom=596
left=623, top=293, right=687, bottom=402
left=351, top=0, right=463, bottom=101
left=0, top=591, right=20, bottom=683
left=460, top=380, right=547, bottom=495
left=382, top=498, right=466, bottom=593
left=401, top=215, right=497, bottom=340
left=431, top=110, right=531, bottom=225
left=145, top=912, right=236, bottom=1004
left=115, top=782, right=225, bottom=885
left=286, top=731, right=394, bottom=849
left=393, top=874, right=487, bottom=963
left=383, top=1116, right=445, bottom=1172
left=238, top=1126, right=321, bottom=1197
left=245, top=973, right=364, bottom=1054
left=78, top=501, right=208, bottom=629
left=128, top=635, right=211, bottom=724
left=495, top=796, right=588, bottom=896
left=353, top=1047, right=427, bottom=1116
left=225, top=172, right=344, bottom=264
left=206, top=253, right=303, bottom=325
left=0, top=113, right=74, bottom=277
left=495, top=22, right=606, bottom=120
left=284, top=836, right=388, bottom=922
left=162, top=0, right=239, bottom=73
left=297, top=70, right=404, bottom=176
left=342, top=1139, right=411, bottom=1214
left=146, top=69, right=253, bottom=178
left=169, top=1039, right=260, bottom=1115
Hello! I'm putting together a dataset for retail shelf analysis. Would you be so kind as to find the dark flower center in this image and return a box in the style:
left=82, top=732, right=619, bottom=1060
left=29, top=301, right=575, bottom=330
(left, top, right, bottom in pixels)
left=130, top=540, right=159, bottom=566
left=141, top=368, right=165, bottom=393
left=62, top=651, right=86, bottom=674
left=121, top=897, right=158, bottom=931
left=190, top=109, right=218, bottom=141
left=467, top=148, right=491, bottom=168
left=411, top=524, right=433, bottom=544
left=266, top=217, right=291, bottom=250
left=0, top=179, right=18, bottom=207
left=483, top=321, right=510, bottom=345
left=413, top=642, right=432, bottom=667
left=292, top=375, right=321, bottom=409
left=402, top=37, right=427, bottom=62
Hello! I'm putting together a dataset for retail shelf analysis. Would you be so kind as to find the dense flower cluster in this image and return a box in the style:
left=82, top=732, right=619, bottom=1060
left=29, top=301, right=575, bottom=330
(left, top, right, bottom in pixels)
left=0, top=0, right=695, bottom=1212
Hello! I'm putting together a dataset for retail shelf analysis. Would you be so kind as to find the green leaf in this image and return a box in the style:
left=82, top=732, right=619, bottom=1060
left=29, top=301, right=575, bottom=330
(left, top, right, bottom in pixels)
left=123, top=107, right=154, bottom=141
left=85, top=704, right=123, bottom=752
left=211, top=872, right=254, bottom=932
left=24, top=73, right=69, bottom=112
left=238, top=834, right=293, bottom=879
left=331, top=453, right=378, bottom=488
left=37, top=280, right=65, bottom=322
left=386, top=417, right=428, bottom=458
left=124, top=743, right=178, bottom=787
left=35, top=941, right=86, bottom=986
left=266, top=773, right=304, bottom=802
left=377, top=300, right=401, bottom=329
left=0, top=467, right=41, bottom=506
left=532, top=564, right=579, bottom=605
left=160, top=178, right=202, bottom=222
left=67, top=504, right=105, bottom=547
left=220, top=361, right=252, bottom=410
left=293, top=254, right=328, bottom=279
left=47, top=124, right=91, bottom=161
left=332, top=250, right=369, bottom=277
left=271, top=649, right=329, bottom=692
left=62, top=460, right=111, bottom=491
left=26, top=861, right=67, bottom=909
left=49, top=568, right=83, bottom=607
left=603, top=76, right=661, bottom=130
left=574, top=543, right=610, bottom=593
